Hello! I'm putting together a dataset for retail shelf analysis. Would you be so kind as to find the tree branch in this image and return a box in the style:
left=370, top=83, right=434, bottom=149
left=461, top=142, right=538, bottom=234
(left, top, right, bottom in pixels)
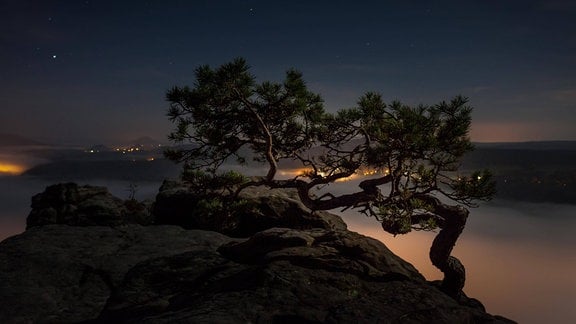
left=233, top=87, right=278, bottom=181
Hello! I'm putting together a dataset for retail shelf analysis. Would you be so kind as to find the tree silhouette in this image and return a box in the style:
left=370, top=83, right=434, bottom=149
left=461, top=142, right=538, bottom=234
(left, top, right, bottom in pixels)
left=165, top=58, right=495, bottom=300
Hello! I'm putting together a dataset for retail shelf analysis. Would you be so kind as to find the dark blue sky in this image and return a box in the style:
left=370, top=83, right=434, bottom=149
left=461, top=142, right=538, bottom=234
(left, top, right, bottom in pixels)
left=1, top=0, right=575, bottom=144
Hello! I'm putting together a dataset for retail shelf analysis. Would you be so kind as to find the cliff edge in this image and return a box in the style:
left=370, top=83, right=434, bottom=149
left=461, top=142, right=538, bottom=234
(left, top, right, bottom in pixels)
left=0, top=182, right=515, bottom=323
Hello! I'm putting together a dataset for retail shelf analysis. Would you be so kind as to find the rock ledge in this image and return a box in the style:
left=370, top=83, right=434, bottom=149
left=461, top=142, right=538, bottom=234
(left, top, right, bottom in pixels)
left=0, top=183, right=515, bottom=323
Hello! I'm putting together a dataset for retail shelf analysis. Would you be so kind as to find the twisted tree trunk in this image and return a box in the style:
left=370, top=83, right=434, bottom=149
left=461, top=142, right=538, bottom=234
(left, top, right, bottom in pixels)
left=428, top=204, right=468, bottom=299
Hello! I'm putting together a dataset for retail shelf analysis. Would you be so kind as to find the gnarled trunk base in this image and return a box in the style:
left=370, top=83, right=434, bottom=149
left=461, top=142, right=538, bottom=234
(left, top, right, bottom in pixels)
left=429, top=205, right=468, bottom=299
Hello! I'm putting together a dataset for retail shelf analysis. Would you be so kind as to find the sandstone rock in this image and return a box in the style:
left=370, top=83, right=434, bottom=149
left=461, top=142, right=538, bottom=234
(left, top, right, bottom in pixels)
left=238, top=185, right=348, bottom=233
left=151, top=180, right=206, bottom=229
left=26, top=183, right=153, bottom=228
left=153, top=180, right=347, bottom=237
left=0, top=182, right=516, bottom=323
left=92, top=227, right=514, bottom=323
left=0, top=224, right=515, bottom=323
left=0, top=225, right=231, bottom=323
left=218, top=227, right=422, bottom=280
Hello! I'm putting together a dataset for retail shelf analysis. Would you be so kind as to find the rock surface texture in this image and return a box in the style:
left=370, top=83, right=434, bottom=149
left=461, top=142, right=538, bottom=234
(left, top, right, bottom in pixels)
left=153, top=180, right=347, bottom=237
left=0, top=182, right=516, bottom=323
left=0, top=225, right=230, bottom=323
left=27, top=183, right=153, bottom=228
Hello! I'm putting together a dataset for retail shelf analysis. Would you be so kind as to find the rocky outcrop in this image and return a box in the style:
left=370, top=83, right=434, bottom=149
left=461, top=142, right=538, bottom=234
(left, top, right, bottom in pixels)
left=0, top=225, right=231, bottom=323
left=27, top=181, right=346, bottom=235
left=94, top=226, right=514, bottom=324
left=0, top=182, right=515, bottom=323
left=26, top=183, right=153, bottom=228
left=218, top=227, right=420, bottom=278
left=0, top=225, right=514, bottom=323
left=153, top=180, right=347, bottom=237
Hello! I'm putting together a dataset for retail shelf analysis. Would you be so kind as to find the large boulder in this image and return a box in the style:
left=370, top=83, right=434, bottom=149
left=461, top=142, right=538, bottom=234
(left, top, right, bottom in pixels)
left=92, top=227, right=513, bottom=323
left=218, top=227, right=421, bottom=278
left=0, top=225, right=231, bottom=323
left=153, top=180, right=347, bottom=237
left=26, top=183, right=153, bottom=228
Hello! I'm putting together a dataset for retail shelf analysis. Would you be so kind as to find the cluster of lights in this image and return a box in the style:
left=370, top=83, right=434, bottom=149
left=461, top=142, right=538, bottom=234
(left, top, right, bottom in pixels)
left=362, top=169, right=379, bottom=176
left=278, top=167, right=391, bottom=182
left=457, top=175, right=483, bottom=181
left=86, top=144, right=163, bottom=155
left=115, top=147, right=142, bottom=154
left=83, top=145, right=158, bottom=162
left=360, top=167, right=390, bottom=176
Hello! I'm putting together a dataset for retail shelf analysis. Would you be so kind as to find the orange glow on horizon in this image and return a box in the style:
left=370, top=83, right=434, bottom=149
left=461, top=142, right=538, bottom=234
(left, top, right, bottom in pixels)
left=0, top=162, right=25, bottom=175
left=470, top=121, right=575, bottom=143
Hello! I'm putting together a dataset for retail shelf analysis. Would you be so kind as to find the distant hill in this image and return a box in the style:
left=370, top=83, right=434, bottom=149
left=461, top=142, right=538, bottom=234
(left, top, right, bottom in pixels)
left=0, top=133, right=47, bottom=147
left=128, top=136, right=164, bottom=148
left=463, top=145, right=576, bottom=204
left=475, top=141, right=576, bottom=151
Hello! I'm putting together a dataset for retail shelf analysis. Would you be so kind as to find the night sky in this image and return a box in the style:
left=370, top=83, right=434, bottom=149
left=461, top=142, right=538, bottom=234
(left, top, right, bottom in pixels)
left=1, top=0, right=575, bottom=144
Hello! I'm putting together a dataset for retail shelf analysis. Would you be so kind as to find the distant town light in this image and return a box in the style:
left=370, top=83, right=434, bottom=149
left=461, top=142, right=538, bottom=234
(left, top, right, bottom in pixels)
left=0, top=162, right=25, bottom=175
